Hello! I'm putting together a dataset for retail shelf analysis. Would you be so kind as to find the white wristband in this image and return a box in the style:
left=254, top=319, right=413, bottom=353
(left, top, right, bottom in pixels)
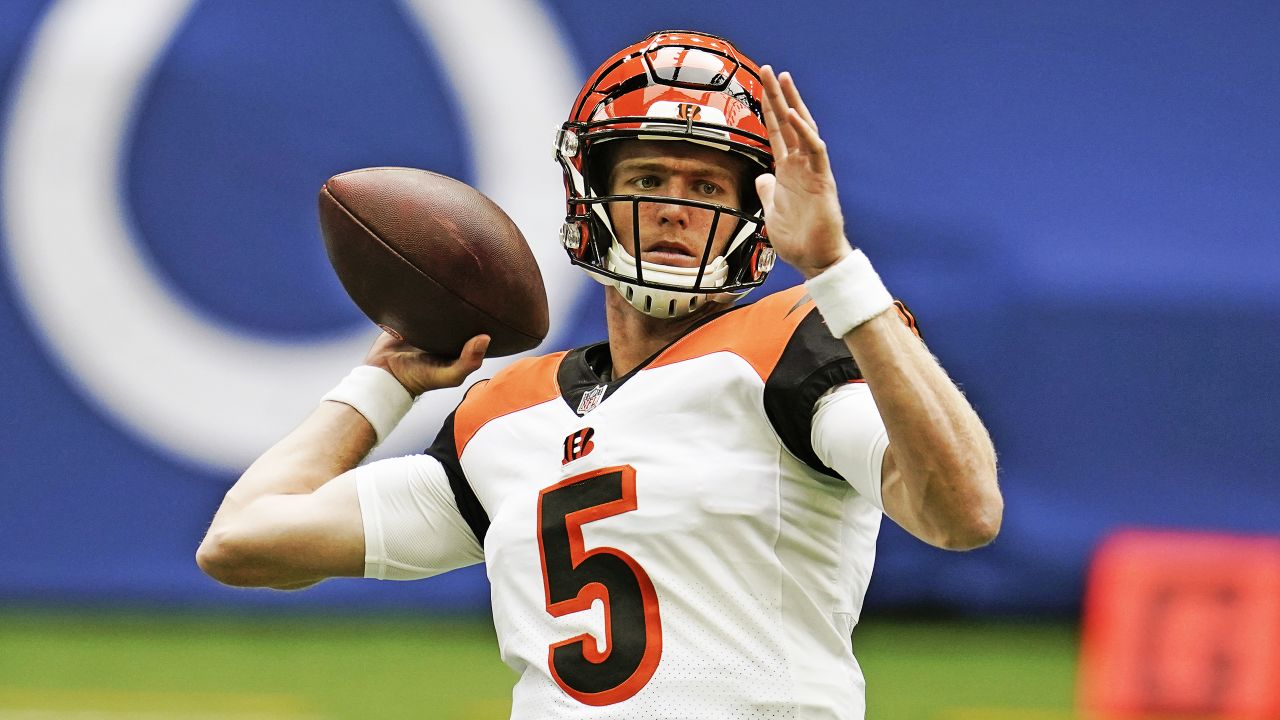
left=803, top=249, right=894, bottom=338
left=321, top=366, right=414, bottom=445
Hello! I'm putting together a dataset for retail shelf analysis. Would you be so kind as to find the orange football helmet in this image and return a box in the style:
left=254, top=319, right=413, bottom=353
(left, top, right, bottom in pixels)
left=554, top=30, right=775, bottom=318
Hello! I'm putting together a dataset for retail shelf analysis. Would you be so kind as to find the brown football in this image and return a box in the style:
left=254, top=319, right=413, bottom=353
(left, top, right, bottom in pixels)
left=319, top=167, right=549, bottom=357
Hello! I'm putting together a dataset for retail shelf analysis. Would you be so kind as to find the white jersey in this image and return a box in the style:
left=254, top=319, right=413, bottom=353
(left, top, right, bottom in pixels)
left=355, top=287, right=916, bottom=719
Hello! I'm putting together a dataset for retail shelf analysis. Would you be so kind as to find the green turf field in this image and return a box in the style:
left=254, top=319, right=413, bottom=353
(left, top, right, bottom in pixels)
left=0, top=611, right=1078, bottom=719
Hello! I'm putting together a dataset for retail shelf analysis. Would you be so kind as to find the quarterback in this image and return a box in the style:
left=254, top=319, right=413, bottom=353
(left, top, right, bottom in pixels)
left=198, top=31, right=1002, bottom=719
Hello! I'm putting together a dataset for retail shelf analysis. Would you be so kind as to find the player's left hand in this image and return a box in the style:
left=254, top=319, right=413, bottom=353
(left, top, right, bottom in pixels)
left=755, top=66, right=853, bottom=279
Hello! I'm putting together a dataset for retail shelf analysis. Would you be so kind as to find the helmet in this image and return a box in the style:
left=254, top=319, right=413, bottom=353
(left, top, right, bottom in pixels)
left=554, top=30, right=776, bottom=319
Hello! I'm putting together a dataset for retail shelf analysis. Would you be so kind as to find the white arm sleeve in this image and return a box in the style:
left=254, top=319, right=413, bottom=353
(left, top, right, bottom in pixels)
left=353, top=454, right=485, bottom=580
left=810, top=382, right=889, bottom=511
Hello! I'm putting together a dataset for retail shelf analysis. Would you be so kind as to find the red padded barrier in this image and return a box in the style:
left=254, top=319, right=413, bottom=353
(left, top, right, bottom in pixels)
left=1080, top=529, right=1280, bottom=719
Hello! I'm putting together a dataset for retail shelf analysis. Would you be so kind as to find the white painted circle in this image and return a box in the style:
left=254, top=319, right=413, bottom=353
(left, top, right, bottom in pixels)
left=1, top=0, right=582, bottom=471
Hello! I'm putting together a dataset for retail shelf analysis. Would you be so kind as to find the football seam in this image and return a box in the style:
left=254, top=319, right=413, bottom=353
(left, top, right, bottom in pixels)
left=321, top=186, right=543, bottom=343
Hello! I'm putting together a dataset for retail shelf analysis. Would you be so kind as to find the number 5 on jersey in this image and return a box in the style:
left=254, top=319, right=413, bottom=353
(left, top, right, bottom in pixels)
left=537, top=465, right=662, bottom=706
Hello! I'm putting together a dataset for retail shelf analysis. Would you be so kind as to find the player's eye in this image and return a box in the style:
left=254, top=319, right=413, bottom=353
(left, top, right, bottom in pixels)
left=696, top=181, right=722, bottom=196
left=633, top=176, right=659, bottom=190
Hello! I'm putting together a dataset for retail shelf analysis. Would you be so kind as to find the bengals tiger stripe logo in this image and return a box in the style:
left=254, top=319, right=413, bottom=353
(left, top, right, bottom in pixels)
left=562, top=427, right=596, bottom=465
left=675, top=103, right=702, bottom=122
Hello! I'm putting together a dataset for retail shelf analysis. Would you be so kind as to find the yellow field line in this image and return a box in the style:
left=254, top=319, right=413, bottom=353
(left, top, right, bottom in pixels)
left=459, top=699, right=511, bottom=720
left=937, top=709, right=1078, bottom=720
left=941, top=710, right=1253, bottom=720
left=0, top=687, right=319, bottom=718
left=0, top=707, right=316, bottom=712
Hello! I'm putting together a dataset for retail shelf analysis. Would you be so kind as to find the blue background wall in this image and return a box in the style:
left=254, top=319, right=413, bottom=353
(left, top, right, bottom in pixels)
left=1, top=0, right=1276, bottom=615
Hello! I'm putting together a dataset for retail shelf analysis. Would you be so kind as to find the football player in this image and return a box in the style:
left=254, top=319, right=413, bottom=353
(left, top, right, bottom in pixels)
left=198, top=30, right=1001, bottom=719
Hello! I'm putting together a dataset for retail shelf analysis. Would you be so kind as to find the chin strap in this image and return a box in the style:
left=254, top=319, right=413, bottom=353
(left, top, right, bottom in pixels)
left=593, top=242, right=736, bottom=319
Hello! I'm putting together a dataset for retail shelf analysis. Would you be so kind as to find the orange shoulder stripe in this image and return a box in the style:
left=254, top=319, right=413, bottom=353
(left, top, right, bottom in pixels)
left=893, top=300, right=922, bottom=338
left=454, top=351, right=566, bottom=455
left=649, top=286, right=814, bottom=380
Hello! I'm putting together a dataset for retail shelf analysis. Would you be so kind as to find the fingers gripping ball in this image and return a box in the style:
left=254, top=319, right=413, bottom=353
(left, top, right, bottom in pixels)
left=319, top=168, right=549, bottom=357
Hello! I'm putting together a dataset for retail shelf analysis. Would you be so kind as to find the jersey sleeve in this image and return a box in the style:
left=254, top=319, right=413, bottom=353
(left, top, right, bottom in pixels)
left=810, top=383, right=889, bottom=510
left=763, top=298, right=919, bottom=496
left=354, top=453, right=484, bottom=581
left=762, top=307, right=865, bottom=478
left=425, top=408, right=491, bottom=546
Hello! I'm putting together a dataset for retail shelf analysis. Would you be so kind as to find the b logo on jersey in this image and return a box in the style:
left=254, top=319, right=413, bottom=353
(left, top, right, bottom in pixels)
left=562, top=427, right=596, bottom=465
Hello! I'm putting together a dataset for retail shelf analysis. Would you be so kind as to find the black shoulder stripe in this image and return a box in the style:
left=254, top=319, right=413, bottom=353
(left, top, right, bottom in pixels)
left=763, top=308, right=863, bottom=478
left=424, top=410, right=489, bottom=546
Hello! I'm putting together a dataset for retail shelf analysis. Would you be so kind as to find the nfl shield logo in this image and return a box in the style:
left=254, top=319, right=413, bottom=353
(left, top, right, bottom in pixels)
left=576, top=384, right=607, bottom=415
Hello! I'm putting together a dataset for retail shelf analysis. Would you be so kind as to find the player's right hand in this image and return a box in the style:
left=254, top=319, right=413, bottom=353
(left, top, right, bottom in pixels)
left=363, top=332, right=490, bottom=397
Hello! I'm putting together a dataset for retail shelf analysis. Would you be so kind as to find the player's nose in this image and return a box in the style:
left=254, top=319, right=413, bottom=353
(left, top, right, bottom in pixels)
left=655, top=202, right=689, bottom=228
left=653, top=190, right=693, bottom=228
